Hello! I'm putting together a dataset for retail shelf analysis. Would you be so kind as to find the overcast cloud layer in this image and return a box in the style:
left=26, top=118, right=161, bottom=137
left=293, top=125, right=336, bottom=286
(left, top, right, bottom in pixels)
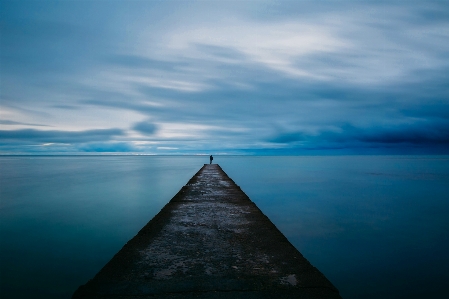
left=1, top=0, right=448, bottom=154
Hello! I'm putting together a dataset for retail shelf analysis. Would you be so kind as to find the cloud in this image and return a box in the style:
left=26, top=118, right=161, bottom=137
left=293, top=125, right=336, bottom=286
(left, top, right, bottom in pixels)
left=106, top=54, right=188, bottom=71
left=78, top=142, right=136, bottom=152
left=267, top=121, right=449, bottom=151
left=1, top=1, right=448, bottom=154
left=0, top=120, right=50, bottom=127
left=132, top=121, right=158, bottom=135
left=0, top=128, right=124, bottom=144
left=357, top=123, right=449, bottom=145
left=135, top=1, right=449, bottom=87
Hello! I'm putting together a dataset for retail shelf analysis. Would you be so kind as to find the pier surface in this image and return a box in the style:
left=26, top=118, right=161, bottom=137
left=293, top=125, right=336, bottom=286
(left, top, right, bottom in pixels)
left=73, top=164, right=341, bottom=298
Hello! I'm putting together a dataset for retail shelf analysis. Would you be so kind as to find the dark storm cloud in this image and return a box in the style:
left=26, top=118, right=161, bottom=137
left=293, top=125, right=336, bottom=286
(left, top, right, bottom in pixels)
left=268, top=122, right=449, bottom=150
left=357, top=123, right=449, bottom=145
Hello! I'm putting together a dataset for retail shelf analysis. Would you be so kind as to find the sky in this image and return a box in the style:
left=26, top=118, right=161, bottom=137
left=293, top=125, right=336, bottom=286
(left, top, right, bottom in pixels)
left=1, top=0, right=448, bottom=155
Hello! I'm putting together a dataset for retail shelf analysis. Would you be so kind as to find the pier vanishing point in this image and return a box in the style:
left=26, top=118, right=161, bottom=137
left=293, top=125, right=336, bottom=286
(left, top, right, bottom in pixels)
left=73, top=164, right=341, bottom=298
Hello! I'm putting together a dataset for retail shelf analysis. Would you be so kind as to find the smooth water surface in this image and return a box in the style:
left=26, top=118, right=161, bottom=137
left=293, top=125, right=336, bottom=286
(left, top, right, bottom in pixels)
left=220, top=156, right=449, bottom=299
left=0, top=156, right=204, bottom=298
left=1, top=155, right=448, bottom=299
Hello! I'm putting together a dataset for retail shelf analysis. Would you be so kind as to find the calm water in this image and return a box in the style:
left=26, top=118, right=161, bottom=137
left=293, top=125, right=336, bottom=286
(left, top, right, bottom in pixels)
left=0, top=155, right=448, bottom=299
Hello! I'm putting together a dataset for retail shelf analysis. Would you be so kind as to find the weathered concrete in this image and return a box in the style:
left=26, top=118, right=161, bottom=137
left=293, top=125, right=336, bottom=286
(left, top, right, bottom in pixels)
left=73, top=164, right=341, bottom=298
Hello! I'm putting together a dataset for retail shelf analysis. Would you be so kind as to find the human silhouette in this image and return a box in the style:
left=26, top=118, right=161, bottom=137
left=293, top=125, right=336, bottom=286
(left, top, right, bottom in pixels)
left=209, top=155, right=213, bottom=164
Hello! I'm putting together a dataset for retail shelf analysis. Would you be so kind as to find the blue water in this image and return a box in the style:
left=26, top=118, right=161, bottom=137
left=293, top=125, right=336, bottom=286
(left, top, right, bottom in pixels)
left=0, top=156, right=448, bottom=299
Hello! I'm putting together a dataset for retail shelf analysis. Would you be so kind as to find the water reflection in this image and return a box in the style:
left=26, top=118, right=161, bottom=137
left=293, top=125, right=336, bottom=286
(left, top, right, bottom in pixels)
left=1, top=155, right=448, bottom=299
left=0, top=156, right=204, bottom=299
left=220, top=156, right=449, bottom=299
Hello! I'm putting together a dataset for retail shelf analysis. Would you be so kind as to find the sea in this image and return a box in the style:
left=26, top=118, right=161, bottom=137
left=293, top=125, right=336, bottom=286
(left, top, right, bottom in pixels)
left=0, top=155, right=448, bottom=299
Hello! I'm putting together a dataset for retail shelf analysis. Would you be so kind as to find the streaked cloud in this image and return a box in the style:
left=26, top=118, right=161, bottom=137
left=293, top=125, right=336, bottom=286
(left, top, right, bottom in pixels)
left=0, top=128, right=124, bottom=144
left=1, top=0, right=448, bottom=154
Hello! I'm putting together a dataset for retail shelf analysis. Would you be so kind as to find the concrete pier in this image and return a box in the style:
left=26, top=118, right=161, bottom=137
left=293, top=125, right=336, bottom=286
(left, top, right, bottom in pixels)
left=73, top=164, right=341, bottom=298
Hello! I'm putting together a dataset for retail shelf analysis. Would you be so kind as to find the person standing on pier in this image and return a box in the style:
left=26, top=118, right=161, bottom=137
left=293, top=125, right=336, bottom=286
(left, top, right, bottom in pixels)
left=210, top=155, right=213, bottom=164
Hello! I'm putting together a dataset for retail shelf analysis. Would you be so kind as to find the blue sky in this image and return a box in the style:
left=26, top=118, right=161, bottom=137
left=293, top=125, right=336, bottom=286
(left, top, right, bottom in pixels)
left=1, top=0, right=448, bottom=154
